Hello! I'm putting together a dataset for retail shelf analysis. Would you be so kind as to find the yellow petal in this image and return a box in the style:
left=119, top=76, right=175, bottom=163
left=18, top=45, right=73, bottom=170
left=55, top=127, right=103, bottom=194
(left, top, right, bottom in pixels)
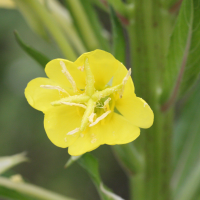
left=44, top=106, right=84, bottom=148
left=25, top=77, right=69, bottom=112
left=116, top=87, right=154, bottom=129
left=74, top=49, right=120, bottom=90
left=45, top=59, right=86, bottom=91
left=68, top=125, right=103, bottom=156
left=102, top=113, right=140, bottom=145
left=112, top=60, right=135, bottom=92
left=68, top=112, right=140, bottom=156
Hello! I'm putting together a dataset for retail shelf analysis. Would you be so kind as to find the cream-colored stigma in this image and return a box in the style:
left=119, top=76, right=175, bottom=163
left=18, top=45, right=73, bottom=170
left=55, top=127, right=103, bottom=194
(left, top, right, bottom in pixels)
left=40, top=85, right=70, bottom=96
left=67, top=127, right=80, bottom=135
left=119, top=68, right=131, bottom=98
left=104, top=97, right=111, bottom=111
left=89, top=112, right=96, bottom=123
left=89, top=110, right=111, bottom=127
left=60, top=61, right=77, bottom=93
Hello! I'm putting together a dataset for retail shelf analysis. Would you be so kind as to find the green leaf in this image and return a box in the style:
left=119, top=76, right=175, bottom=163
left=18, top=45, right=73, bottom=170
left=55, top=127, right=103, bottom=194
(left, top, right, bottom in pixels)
left=161, top=0, right=200, bottom=108
left=110, top=6, right=126, bottom=64
left=0, top=153, right=28, bottom=175
left=179, top=0, right=200, bottom=96
left=0, top=176, right=74, bottom=200
left=80, top=0, right=110, bottom=51
left=77, top=153, right=124, bottom=200
left=172, top=82, right=200, bottom=198
left=14, top=0, right=48, bottom=40
left=14, top=31, right=50, bottom=68
left=0, top=186, right=36, bottom=200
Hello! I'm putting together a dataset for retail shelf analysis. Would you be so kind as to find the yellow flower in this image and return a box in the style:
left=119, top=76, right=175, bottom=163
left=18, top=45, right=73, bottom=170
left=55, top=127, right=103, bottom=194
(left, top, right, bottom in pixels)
left=25, top=50, right=154, bottom=156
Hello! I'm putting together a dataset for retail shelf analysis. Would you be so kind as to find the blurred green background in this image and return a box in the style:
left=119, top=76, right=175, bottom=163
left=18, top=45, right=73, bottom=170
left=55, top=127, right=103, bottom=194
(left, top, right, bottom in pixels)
left=1, top=2, right=200, bottom=200
left=0, top=8, right=129, bottom=200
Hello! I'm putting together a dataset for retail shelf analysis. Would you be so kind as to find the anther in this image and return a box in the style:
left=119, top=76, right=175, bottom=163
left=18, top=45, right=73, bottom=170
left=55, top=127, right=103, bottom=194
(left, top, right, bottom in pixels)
left=119, top=68, right=131, bottom=98
left=67, top=128, right=80, bottom=135
left=60, top=102, right=87, bottom=109
left=89, top=110, right=111, bottom=127
left=40, top=85, right=70, bottom=96
left=60, top=61, right=77, bottom=93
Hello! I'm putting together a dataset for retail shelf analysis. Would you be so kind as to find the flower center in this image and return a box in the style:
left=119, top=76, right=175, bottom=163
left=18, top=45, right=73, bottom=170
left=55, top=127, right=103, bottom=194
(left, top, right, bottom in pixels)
left=41, top=57, right=131, bottom=137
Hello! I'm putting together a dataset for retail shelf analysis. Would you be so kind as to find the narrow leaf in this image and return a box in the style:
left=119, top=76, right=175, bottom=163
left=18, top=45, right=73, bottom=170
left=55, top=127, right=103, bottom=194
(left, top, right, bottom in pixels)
left=0, top=152, right=28, bottom=175
left=0, top=177, right=74, bottom=200
left=14, top=0, right=48, bottom=39
left=110, top=6, right=126, bottom=64
left=81, top=0, right=110, bottom=51
left=77, top=153, right=124, bottom=200
left=172, top=81, right=200, bottom=195
left=161, top=0, right=193, bottom=108
left=162, top=0, right=200, bottom=109
left=14, top=31, right=50, bottom=68
left=175, top=158, right=200, bottom=200
left=0, top=186, right=36, bottom=200
left=180, top=0, right=200, bottom=95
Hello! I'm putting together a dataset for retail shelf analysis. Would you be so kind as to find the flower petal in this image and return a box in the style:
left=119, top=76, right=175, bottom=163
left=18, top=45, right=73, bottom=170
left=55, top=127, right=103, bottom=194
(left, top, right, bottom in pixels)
left=25, top=77, right=69, bottom=112
left=74, top=49, right=120, bottom=90
left=45, top=59, right=86, bottom=91
left=44, top=106, right=84, bottom=148
left=102, top=113, right=140, bottom=145
left=112, top=61, right=135, bottom=92
left=68, top=112, right=140, bottom=156
left=116, top=89, right=154, bottom=129
left=68, top=124, right=103, bottom=156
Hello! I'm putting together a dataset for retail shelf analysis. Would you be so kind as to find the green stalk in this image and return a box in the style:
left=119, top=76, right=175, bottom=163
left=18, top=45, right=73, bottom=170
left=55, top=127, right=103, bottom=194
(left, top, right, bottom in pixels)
left=106, top=0, right=128, bottom=17
left=21, top=0, right=77, bottom=60
left=130, top=174, right=145, bottom=200
left=0, top=177, right=74, bottom=200
left=128, top=0, right=173, bottom=199
left=65, top=0, right=99, bottom=51
left=81, top=1, right=110, bottom=51
left=112, top=143, right=144, bottom=174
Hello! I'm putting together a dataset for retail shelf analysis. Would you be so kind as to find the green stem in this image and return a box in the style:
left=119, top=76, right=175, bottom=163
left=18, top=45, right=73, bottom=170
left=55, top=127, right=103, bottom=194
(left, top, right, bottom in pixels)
left=128, top=0, right=172, bottom=199
left=0, top=177, right=74, bottom=200
left=112, top=143, right=144, bottom=174
left=130, top=174, right=145, bottom=200
left=24, top=0, right=77, bottom=60
left=65, top=0, right=99, bottom=51
left=106, top=0, right=128, bottom=17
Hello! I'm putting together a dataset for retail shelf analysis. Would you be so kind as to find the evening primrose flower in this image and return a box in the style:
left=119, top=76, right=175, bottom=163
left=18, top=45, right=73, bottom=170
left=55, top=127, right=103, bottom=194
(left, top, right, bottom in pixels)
left=25, top=50, right=154, bottom=156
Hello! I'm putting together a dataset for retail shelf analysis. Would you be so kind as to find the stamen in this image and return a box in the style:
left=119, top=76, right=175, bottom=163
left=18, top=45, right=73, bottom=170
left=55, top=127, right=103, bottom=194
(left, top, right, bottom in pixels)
left=60, top=61, right=77, bottom=93
left=67, top=128, right=80, bottom=135
left=60, top=102, right=87, bottom=109
left=51, top=94, right=90, bottom=106
left=89, top=111, right=111, bottom=127
left=40, top=85, right=70, bottom=96
left=80, top=99, right=95, bottom=132
left=119, top=68, right=131, bottom=98
left=89, top=112, right=96, bottom=123
left=104, top=97, right=111, bottom=111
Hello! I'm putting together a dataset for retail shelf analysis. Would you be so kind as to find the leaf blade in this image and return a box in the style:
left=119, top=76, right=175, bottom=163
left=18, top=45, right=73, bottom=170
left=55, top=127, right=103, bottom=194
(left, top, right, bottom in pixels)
left=14, top=31, right=50, bottom=68
left=110, top=6, right=126, bottom=64
left=161, top=0, right=193, bottom=106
